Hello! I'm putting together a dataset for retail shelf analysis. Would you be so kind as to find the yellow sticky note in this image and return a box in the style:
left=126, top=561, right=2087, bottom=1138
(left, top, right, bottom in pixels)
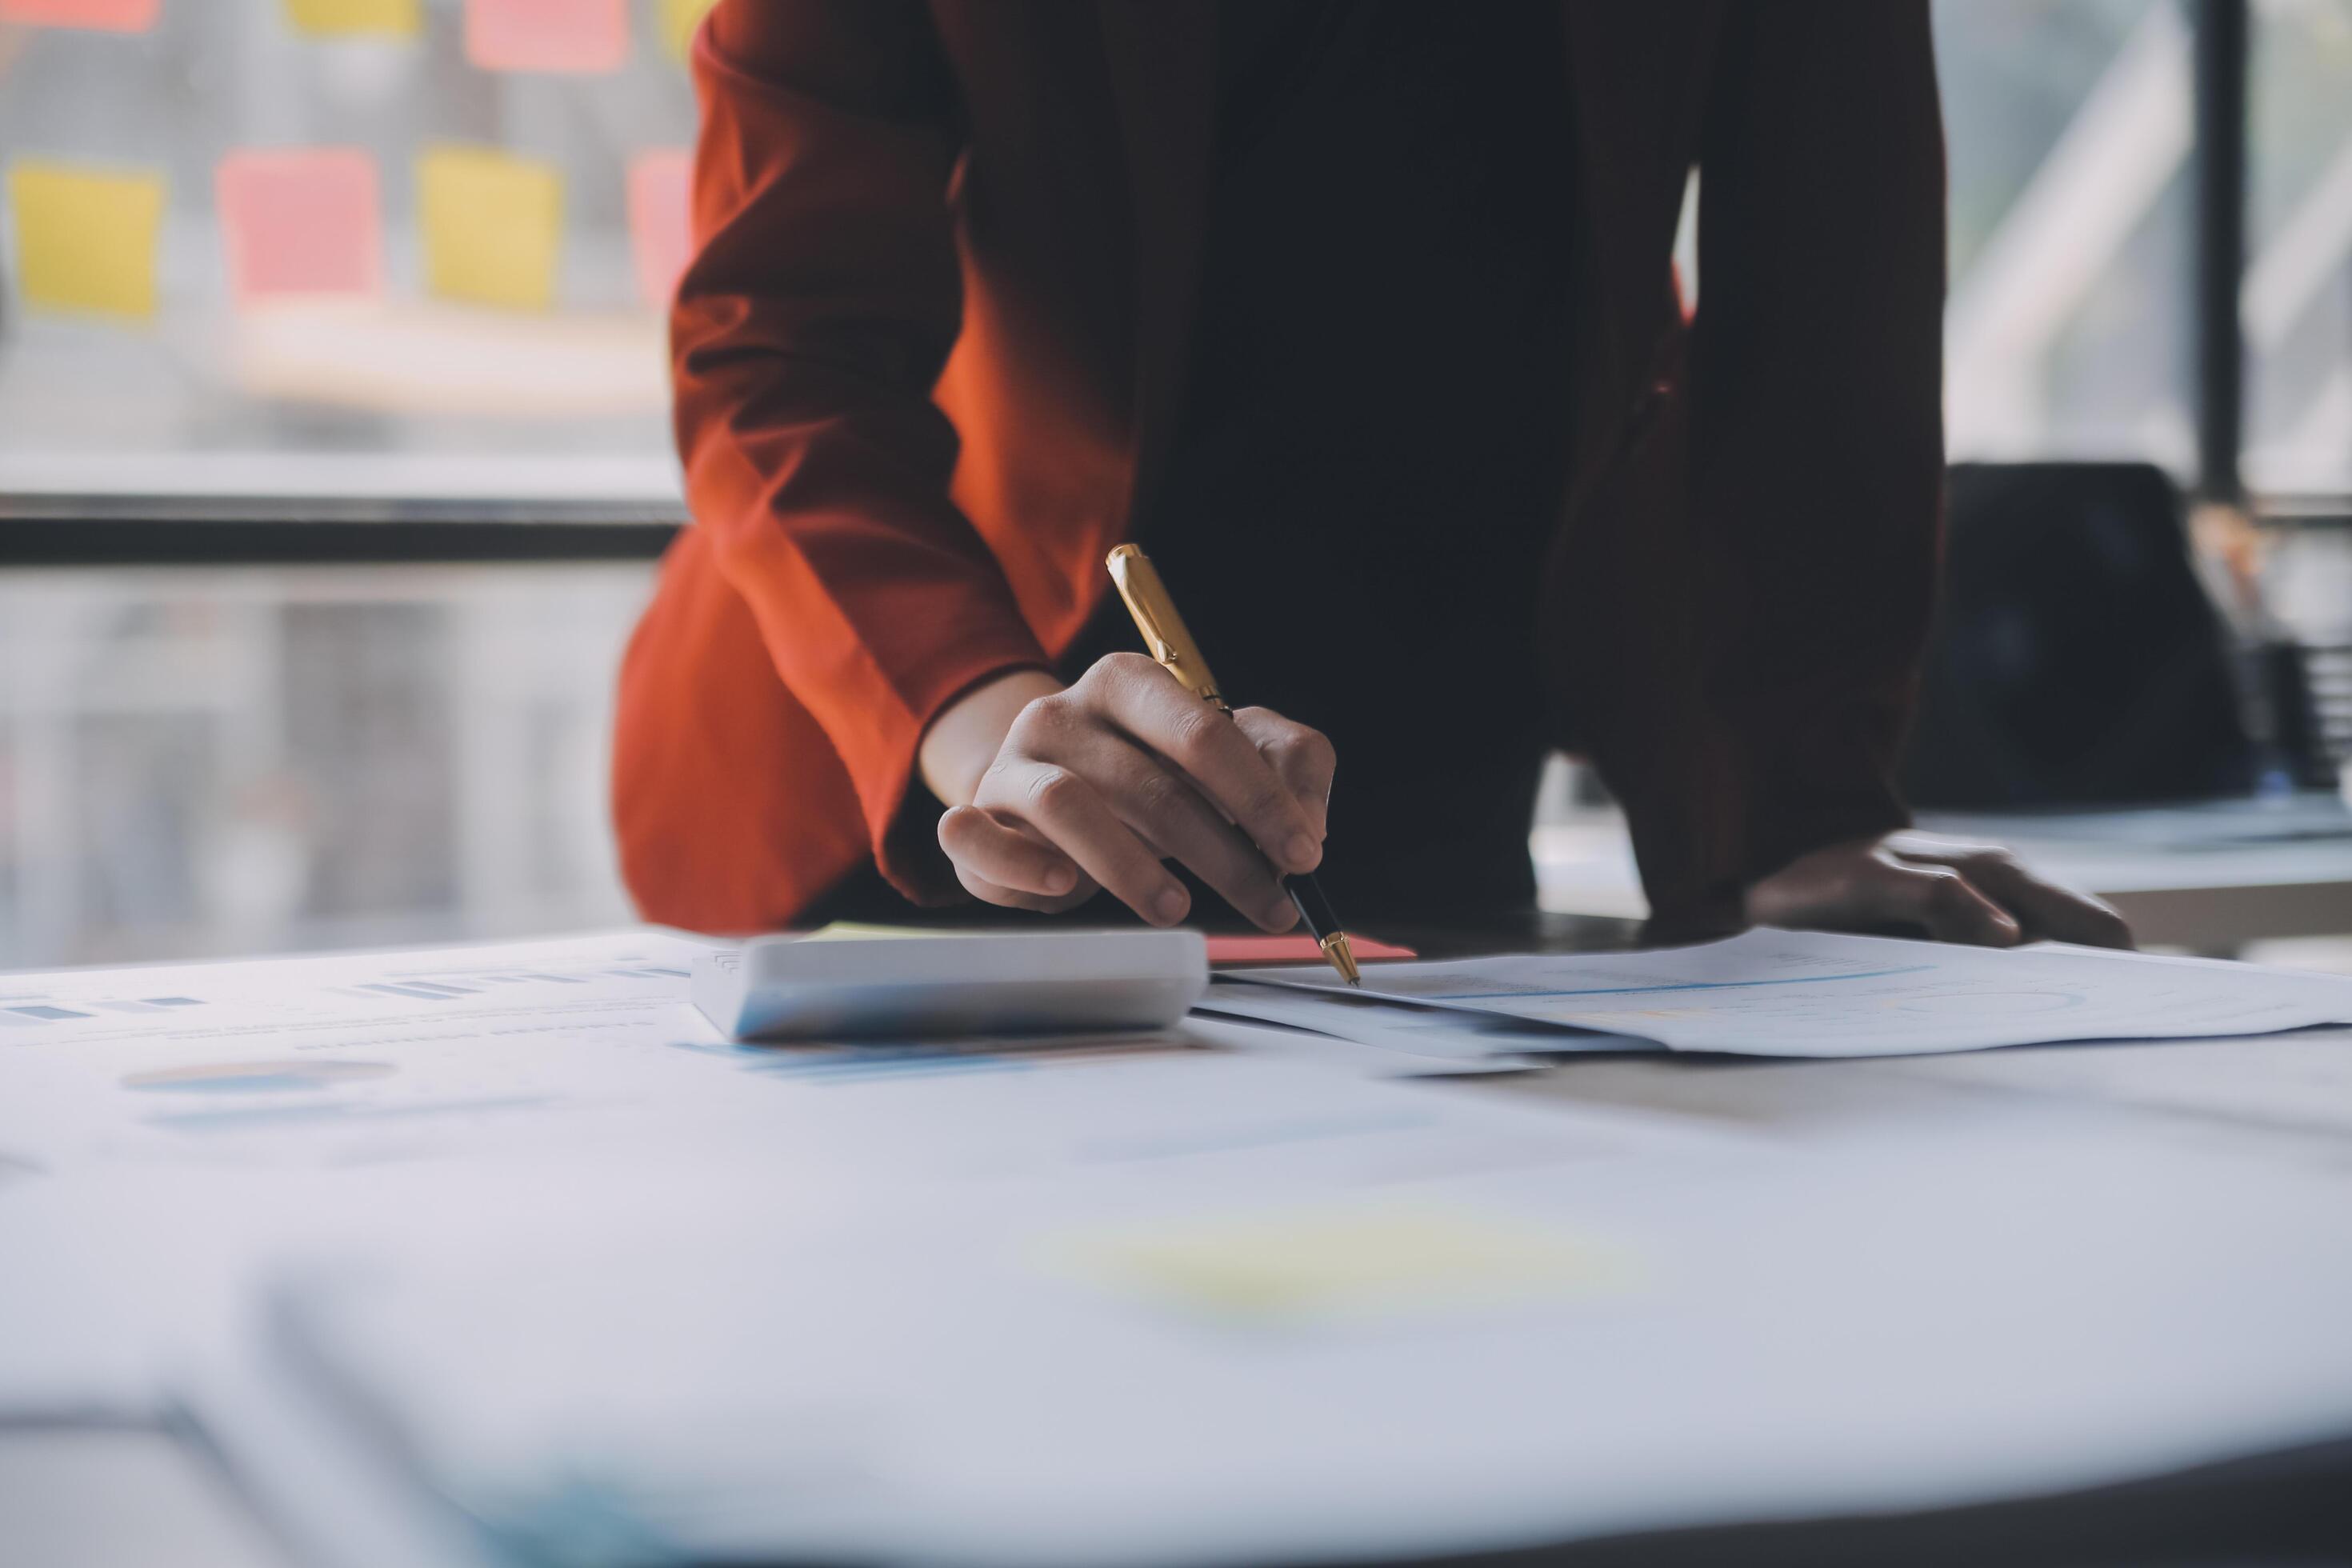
left=8, top=159, right=166, bottom=322
left=417, top=145, right=562, bottom=311
left=282, top=0, right=422, bottom=37
left=658, top=0, right=715, bottom=62
left=1064, top=1202, right=1632, bottom=1326
left=798, top=922, right=941, bottom=942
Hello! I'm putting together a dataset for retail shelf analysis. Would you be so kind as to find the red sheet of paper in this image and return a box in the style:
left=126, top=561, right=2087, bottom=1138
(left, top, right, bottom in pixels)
left=626, top=149, right=692, bottom=309
left=217, top=149, right=382, bottom=305
left=1203, top=934, right=1416, bottom=965
left=0, top=0, right=159, bottom=31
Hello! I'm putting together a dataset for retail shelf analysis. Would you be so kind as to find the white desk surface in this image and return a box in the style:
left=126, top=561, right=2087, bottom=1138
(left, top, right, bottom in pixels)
left=4, top=923, right=2350, bottom=1566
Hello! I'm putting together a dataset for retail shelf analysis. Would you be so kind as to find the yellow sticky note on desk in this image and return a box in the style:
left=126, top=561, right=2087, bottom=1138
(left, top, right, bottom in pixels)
left=658, top=0, right=717, bottom=62
left=794, top=922, right=912, bottom=941
left=282, top=0, right=421, bottom=37
left=8, top=159, right=166, bottom=322
left=417, top=145, right=562, bottom=311
left=1066, top=1202, right=1630, bottom=1326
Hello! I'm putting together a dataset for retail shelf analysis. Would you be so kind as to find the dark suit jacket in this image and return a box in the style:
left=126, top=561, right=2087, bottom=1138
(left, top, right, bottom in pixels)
left=613, top=1, right=1947, bottom=938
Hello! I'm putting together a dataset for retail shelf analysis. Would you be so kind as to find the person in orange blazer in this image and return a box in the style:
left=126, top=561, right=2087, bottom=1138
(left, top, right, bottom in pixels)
left=614, top=1, right=2127, bottom=948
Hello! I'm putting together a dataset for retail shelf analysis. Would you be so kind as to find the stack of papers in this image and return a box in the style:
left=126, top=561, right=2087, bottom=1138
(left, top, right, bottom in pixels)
left=1215, top=928, right=2352, bottom=1058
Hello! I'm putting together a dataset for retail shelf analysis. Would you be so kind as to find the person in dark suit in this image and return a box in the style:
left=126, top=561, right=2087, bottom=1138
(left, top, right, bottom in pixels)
left=614, top=1, right=2128, bottom=948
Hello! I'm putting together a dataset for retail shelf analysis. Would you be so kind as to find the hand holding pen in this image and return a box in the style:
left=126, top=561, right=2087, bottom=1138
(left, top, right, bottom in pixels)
left=1104, top=546, right=1359, bottom=983
left=923, top=591, right=1339, bottom=951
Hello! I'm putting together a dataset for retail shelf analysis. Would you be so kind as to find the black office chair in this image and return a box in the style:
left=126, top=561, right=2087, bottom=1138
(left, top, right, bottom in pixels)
left=1899, top=462, right=2259, bottom=810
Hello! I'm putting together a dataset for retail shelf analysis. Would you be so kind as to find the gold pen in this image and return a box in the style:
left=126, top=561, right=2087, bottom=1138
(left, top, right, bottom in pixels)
left=1106, top=544, right=1361, bottom=986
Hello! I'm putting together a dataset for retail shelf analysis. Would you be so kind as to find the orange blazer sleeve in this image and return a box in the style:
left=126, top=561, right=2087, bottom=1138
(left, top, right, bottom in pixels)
left=1691, top=0, right=1947, bottom=882
left=674, top=1, right=1050, bottom=898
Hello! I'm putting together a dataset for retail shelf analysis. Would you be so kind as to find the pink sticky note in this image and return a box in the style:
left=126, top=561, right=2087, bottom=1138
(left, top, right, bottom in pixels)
left=1205, top=934, right=1418, bottom=966
left=216, top=149, right=382, bottom=306
left=626, top=149, right=693, bottom=309
left=464, top=0, right=626, bottom=74
left=0, top=0, right=161, bottom=30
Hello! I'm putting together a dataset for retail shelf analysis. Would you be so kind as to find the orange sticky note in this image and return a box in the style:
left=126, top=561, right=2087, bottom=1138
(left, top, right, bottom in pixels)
left=1204, top=934, right=1418, bottom=965
left=626, top=149, right=692, bottom=309
left=0, top=0, right=160, bottom=30
left=417, top=145, right=563, bottom=310
left=281, top=0, right=420, bottom=36
left=463, top=0, right=625, bottom=73
left=656, top=0, right=715, bottom=62
left=217, top=149, right=382, bottom=306
left=8, top=158, right=166, bottom=321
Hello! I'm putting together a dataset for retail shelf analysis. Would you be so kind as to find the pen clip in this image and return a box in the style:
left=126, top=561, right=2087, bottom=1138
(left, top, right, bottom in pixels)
left=1131, top=617, right=1181, bottom=669
left=1106, top=545, right=1224, bottom=707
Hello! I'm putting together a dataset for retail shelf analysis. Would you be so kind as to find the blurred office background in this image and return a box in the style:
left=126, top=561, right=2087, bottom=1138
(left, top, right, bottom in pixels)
left=0, top=0, right=2346, bottom=966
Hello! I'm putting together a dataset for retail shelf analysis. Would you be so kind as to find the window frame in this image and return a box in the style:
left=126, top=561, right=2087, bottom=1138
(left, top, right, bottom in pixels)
left=0, top=494, right=679, bottom=564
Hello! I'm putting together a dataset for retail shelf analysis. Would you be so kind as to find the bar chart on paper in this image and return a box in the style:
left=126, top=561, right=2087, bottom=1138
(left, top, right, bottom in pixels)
left=0, top=933, right=720, bottom=1167
left=0, top=938, right=696, bottom=1037
left=122, top=1060, right=398, bottom=1093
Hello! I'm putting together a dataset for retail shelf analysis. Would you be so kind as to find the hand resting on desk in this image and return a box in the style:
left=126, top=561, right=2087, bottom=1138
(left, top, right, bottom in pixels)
left=919, top=654, right=1332, bottom=930
left=1746, top=831, right=2135, bottom=949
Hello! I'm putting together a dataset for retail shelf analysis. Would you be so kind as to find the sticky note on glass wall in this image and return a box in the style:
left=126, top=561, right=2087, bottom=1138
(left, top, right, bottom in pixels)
left=417, top=146, right=562, bottom=310
left=464, top=0, right=626, bottom=73
left=7, top=159, right=166, bottom=321
left=217, top=149, right=382, bottom=306
left=0, top=0, right=161, bottom=31
left=658, top=0, right=716, bottom=62
left=280, top=0, right=420, bottom=37
left=626, top=149, right=692, bottom=309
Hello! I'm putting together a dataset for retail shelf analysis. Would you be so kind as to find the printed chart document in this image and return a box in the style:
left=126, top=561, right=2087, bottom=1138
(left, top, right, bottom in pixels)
left=0, top=931, right=733, bottom=1172
left=1221, top=929, right=2352, bottom=1057
left=0, top=929, right=1630, bottom=1178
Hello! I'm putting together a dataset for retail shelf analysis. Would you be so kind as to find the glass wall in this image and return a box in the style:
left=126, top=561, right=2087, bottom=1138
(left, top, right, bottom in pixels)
left=0, top=564, right=647, bottom=966
left=2246, top=0, right=2352, bottom=495
left=6, top=1, right=2344, bottom=503
left=0, top=0, right=699, bottom=500
left=1937, top=0, right=2199, bottom=469
left=1934, top=0, right=2352, bottom=490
